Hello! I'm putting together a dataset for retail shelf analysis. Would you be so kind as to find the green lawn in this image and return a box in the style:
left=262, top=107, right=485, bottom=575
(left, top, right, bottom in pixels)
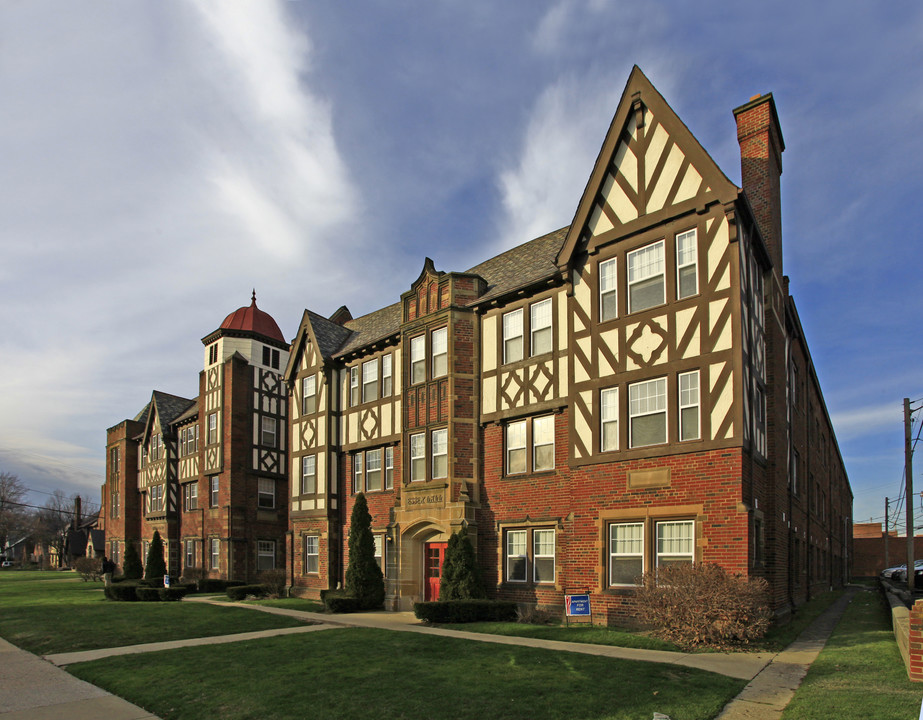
left=782, top=587, right=922, bottom=720
left=69, top=628, right=745, bottom=720
left=0, top=571, right=309, bottom=655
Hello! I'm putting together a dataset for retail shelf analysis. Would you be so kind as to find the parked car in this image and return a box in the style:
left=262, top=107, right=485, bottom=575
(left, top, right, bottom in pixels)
left=882, top=564, right=907, bottom=580
left=888, top=559, right=923, bottom=583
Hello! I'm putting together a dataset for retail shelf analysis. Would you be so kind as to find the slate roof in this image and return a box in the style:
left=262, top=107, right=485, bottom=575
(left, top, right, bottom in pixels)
left=173, top=399, right=200, bottom=425
left=133, top=402, right=151, bottom=424
left=151, top=391, right=197, bottom=428
left=335, top=303, right=403, bottom=358
left=307, top=309, right=356, bottom=359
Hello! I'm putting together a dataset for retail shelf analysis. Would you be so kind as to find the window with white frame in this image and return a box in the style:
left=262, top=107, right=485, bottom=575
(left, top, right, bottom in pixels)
left=505, top=528, right=555, bottom=583
left=609, top=522, right=644, bottom=585
left=301, top=455, right=316, bottom=495
left=258, top=478, right=275, bottom=509
left=432, top=428, right=448, bottom=479
left=353, top=452, right=363, bottom=493
left=110, top=540, right=120, bottom=566
left=261, top=416, right=277, bottom=447
left=350, top=366, right=359, bottom=406
left=302, top=375, right=316, bottom=415
left=110, top=490, right=120, bottom=518
left=384, top=447, right=394, bottom=490
left=506, top=416, right=554, bottom=475
left=608, top=518, right=695, bottom=585
left=184, top=539, right=196, bottom=569
left=183, top=482, right=198, bottom=511
left=257, top=540, right=275, bottom=571
left=676, top=229, right=698, bottom=299
left=629, top=378, right=667, bottom=447
left=530, top=299, right=552, bottom=356
left=362, top=359, right=378, bottom=403
left=352, top=447, right=390, bottom=493
left=207, top=413, right=218, bottom=445
left=209, top=538, right=220, bottom=569
left=656, top=520, right=695, bottom=566
left=627, top=240, right=665, bottom=312
left=373, top=534, right=384, bottom=572
left=209, top=476, right=219, bottom=507
left=678, top=370, right=700, bottom=441
left=382, top=353, right=393, bottom=396
left=599, top=257, right=618, bottom=321
left=432, top=327, right=447, bottom=378
left=410, top=433, right=425, bottom=482
left=366, top=448, right=383, bottom=492
left=503, top=308, right=524, bottom=364
left=600, top=387, right=619, bottom=452
left=304, top=535, right=319, bottom=574
left=410, top=335, right=425, bottom=385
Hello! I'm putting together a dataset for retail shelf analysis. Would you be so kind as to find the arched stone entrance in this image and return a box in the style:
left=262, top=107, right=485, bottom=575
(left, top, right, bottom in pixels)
left=394, top=519, right=450, bottom=610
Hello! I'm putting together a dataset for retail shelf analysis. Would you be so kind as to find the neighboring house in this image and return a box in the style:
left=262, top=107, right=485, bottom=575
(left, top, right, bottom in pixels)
left=852, top=522, right=921, bottom=578
left=101, top=294, right=290, bottom=582
left=282, top=67, right=852, bottom=621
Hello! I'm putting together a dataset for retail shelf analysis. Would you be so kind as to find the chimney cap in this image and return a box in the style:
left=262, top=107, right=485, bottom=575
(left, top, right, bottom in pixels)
left=732, top=92, right=785, bottom=153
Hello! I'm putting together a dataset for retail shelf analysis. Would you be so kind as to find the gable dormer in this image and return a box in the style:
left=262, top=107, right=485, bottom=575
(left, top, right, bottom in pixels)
left=401, top=258, right=487, bottom=323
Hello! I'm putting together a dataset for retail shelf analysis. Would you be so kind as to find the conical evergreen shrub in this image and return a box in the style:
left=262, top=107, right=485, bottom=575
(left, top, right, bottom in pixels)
left=122, top=539, right=143, bottom=579
left=345, top=493, right=384, bottom=610
left=439, top=526, right=485, bottom=600
left=144, top=530, right=167, bottom=586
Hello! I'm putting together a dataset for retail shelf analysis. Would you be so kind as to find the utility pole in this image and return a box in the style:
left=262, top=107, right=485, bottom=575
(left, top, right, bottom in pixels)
left=885, top=497, right=889, bottom=568
left=906, top=398, right=915, bottom=593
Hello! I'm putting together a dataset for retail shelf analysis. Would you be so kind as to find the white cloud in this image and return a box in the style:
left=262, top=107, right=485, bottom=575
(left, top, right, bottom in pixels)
left=830, top=403, right=906, bottom=439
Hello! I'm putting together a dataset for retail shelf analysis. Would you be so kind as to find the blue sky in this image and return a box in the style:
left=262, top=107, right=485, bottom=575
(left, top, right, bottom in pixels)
left=0, top=1, right=920, bottom=531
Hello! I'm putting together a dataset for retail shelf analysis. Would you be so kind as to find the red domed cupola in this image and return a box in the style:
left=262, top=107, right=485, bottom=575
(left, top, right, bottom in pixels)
left=218, top=290, right=285, bottom=343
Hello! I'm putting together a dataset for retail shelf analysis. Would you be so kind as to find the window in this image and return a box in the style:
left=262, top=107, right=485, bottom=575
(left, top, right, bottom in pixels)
left=432, top=327, right=447, bottom=378
left=353, top=452, right=363, bottom=493
left=506, top=416, right=555, bottom=475
left=258, top=478, right=275, bottom=509
left=110, top=447, right=120, bottom=477
left=209, top=476, right=219, bottom=507
left=362, top=359, right=378, bottom=403
left=301, top=455, right=316, bottom=495
left=180, top=426, right=198, bottom=456
left=373, top=534, right=384, bottom=572
left=210, top=538, right=220, bottom=570
left=608, top=519, right=695, bottom=586
left=261, top=416, right=277, bottom=447
left=184, top=540, right=196, bottom=569
left=627, top=240, right=665, bottom=312
left=503, top=308, right=523, bottom=364
left=676, top=229, right=698, bottom=299
left=304, top=536, right=319, bottom=574
left=432, top=428, right=448, bottom=479
left=530, top=299, right=552, bottom=356
left=678, top=370, right=700, bottom=441
left=262, top=346, right=280, bottom=369
left=505, top=528, right=555, bottom=583
left=410, top=335, right=425, bottom=384
left=110, top=491, right=120, bottom=518
left=257, top=540, right=275, bottom=572
left=384, top=447, right=394, bottom=490
left=350, top=366, right=359, bottom=406
left=208, top=343, right=218, bottom=365
left=410, top=433, right=425, bottom=482
left=599, top=257, right=617, bottom=321
left=110, top=541, right=120, bottom=566
left=302, top=375, right=316, bottom=415
left=366, top=448, right=382, bottom=492
left=150, top=434, right=162, bottom=461
left=629, top=378, right=667, bottom=447
left=382, top=353, right=393, bottom=396
left=147, top=484, right=164, bottom=514
left=183, top=482, right=198, bottom=511
left=207, top=413, right=218, bottom=445
left=601, top=387, right=619, bottom=452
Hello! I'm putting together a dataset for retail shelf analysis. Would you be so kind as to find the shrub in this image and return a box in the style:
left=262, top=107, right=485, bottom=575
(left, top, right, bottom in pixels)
left=439, top=526, right=485, bottom=600
left=414, top=600, right=518, bottom=623
left=74, top=556, right=102, bottom=582
left=136, top=587, right=163, bottom=602
left=158, top=587, right=188, bottom=602
left=122, top=539, right=143, bottom=580
left=198, top=579, right=245, bottom=593
left=634, top=562, right=772, bottom=650
left=144, top=530, right=166, bottom=586
left=105, top=582, right=140, bottom=601
left=227, top=584, right=268, bottom=601
left=258, top=568, right=287, bottom=598
left=345, top=493, right=384, bottom=610
left=181, top=566, right=206, bottom=588
left=322, top=590, right=361, bottom=614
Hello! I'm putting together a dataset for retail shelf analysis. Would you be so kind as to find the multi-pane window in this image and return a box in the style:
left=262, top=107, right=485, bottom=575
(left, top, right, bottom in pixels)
left=366, top=448, right=383, bottom=492
left=530, top=299, right=552, bottom=356
left=110, top=540, right=120, bottom=566
left=411, top=335, right=425, bottom=385
left=432, top=428, right=448, bottom=479
left=503, top=309, right=524, bottom=364
left=110, top=491, right=120, bottom=518
left=207, top=413, right=218, bottom=445
left=432, top=327, right=447, bottom=378
left=676, top=229, right=698, bottom=299
left=608, top=519, right=695, bottom=586
left=410, top=433, right=425, bottom=482
left=353, top=452, right=363, bottom=493
left=384, top=447, right=394, bottom=490
left=629, top=378, right=667, bottom=447
left=183, top=482, right=198, bottom=511
left=609, top=522, right=644, bottom=585
left=627, top=240, right=665, bottom=312
left=373, top=535, right=384, bottom=572
left=208, top=343, right=218, bottom=365
left=302, top=375, right=316, bottom=415
left=180, top=426, right=199, bottom=456
left=362, top=359, right=378, bottom=403
left=110, top=447, right=120, bottom=477
left=382, top=354, right=393, bottom=396
left=210, top=538, right=220, bottom=570
left=506, top=416, right=555, bottom=475
left=656, top=520, right=695, bottom=566
left=350, top=366, right=359, bottom=406
left=262, top=346, right=280, bottom=369
left=679, top=370, right=700, bottom=441
left=601, top=387, right=619, bottom=452
left=209, top=476, right=219, bottom=507
left=352, top=447, right=391, bottom=493
left=258, top=478, right=275, bottom=509
left=301, top=455, right=316, bottom=495
left=304, top=536, right=319, bottom=574
left=150, top=433, right=163, bottom=461
left=147, top=484, right=164, bottom=514
left=257, top=540, right=275, bottom=572
left=599, top=257, right=617, bottom=321
left=505, top=528, right=555, bottom=583
left=184, top=539, right=196, bottom=569
left=261, top=416, right=277, bottom=447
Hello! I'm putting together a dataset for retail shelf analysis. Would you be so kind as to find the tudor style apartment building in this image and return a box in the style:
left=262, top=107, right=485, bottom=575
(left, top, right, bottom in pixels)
left=102, top=67, right=851, bottom=622
left=102, top=294, right=290, bottom=582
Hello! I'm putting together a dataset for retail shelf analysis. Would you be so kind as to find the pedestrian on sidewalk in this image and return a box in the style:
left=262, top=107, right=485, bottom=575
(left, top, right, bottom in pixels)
left=102, top=556, right=114, bottom=586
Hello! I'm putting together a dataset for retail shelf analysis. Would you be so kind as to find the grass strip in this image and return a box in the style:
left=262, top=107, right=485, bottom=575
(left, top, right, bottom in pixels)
left=781, top=587, right=921, bottom=719
left=69, top=627, right=745, bottom=720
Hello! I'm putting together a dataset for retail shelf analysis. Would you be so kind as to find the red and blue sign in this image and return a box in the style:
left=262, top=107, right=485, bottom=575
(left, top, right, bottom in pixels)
left=565, top=594, right=591, bottom=617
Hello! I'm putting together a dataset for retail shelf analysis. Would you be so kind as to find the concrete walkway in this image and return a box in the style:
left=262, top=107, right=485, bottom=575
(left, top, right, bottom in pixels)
left=3, top=587, right=858, bottom=719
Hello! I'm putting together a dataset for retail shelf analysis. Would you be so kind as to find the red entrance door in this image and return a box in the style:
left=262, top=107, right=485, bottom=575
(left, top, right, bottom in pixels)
left=424, top=542, right=448, bottom=601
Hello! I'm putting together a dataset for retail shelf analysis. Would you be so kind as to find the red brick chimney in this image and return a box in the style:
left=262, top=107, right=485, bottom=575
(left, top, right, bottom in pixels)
left=734, top=93, right=785, bottom=275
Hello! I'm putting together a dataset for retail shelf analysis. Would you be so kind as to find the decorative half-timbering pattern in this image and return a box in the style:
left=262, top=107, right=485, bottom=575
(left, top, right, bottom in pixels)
left=204, top=365, right=223, bottom=473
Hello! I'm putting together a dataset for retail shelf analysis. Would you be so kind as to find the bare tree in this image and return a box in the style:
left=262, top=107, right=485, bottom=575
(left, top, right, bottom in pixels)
left=0, top=471, right=27, bottom=551
left=34, top=490, right=73, bottom=568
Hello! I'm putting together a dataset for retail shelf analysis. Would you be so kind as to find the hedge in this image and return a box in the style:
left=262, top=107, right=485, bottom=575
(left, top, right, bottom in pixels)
left=321, top=589, right=361, bottom=613
left=105, top=582, right=139, bottom=602
left=105, top=582, right=188, bottom=602
left=226, top=584, right=267, bottom=601
left=413, top=599, right=518, bottom=623
left=198, top=579, right=246, bottom=593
